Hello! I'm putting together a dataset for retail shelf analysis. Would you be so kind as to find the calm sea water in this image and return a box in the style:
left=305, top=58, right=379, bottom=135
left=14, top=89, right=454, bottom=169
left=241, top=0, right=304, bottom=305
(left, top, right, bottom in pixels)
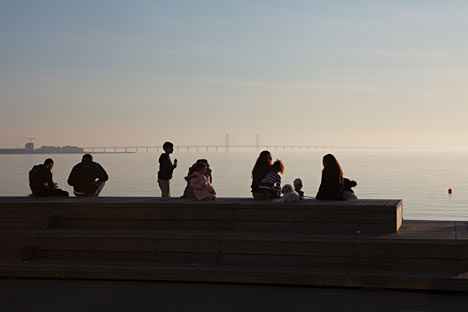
left=1, top=150, right=468, bottom=221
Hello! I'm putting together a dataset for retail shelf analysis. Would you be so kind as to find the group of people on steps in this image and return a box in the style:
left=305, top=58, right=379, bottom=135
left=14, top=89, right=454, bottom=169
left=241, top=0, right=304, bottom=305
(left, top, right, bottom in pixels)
left=29, top=154, right=108, bottom=197
left=28, top=142, right=357, bottom=201
left=250, top=151, right=357, bottom=201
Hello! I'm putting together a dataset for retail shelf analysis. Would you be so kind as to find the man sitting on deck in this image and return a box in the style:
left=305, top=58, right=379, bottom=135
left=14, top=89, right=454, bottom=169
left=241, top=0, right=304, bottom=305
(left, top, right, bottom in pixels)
left=67, top=154, right=108, bottom=197
left=29, top=158, right=69, bottom=197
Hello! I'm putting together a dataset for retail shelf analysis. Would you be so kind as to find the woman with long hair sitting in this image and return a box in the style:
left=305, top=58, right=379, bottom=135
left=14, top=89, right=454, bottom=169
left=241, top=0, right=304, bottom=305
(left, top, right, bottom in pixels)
left=251, top=150, right=273, bottom=199
left=316, top=154, right=345, bottom=200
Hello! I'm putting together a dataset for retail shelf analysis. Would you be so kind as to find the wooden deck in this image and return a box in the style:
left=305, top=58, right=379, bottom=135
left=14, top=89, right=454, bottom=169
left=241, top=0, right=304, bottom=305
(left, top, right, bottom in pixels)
left=1, top=197, right=468, bottom=292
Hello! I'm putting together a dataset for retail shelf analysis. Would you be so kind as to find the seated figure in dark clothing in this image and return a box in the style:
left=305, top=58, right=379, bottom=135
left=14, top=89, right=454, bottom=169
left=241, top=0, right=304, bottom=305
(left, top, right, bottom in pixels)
left=251, top=150, right=273, bottom=199
left=29, top=158, right=69, bottom=197
left=315, top=154, right=345, bottom=200
left=67, top=154, right=109, bottom=197
left=343, top=178, right=358, bottom=199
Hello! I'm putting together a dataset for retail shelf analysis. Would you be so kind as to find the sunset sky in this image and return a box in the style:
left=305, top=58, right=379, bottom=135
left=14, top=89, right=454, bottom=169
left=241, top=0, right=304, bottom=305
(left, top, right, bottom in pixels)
left=1, top=1, right=468, bottom=149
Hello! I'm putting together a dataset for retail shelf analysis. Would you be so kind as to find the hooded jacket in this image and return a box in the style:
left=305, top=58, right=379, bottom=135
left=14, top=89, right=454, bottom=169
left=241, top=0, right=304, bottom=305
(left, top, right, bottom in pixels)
left=29, top=164, right=54, bottom=194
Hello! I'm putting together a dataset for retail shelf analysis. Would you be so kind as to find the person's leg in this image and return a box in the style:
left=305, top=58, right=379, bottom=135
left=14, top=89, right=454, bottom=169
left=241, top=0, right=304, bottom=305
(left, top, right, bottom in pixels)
left=53, top=189, right=69, bottom=197
left=252, top=192, right=265, bottom=200
left=94, top=181, right=106, bottom=196
left=158, top=179, right=170, bottom=197
left=343, top=191, right=357, bottom=200
left=182, top=184, right=195, bottom=199
left=34, top=189, right=68, bottom=197
left=74, top=190, right=89, bottom=197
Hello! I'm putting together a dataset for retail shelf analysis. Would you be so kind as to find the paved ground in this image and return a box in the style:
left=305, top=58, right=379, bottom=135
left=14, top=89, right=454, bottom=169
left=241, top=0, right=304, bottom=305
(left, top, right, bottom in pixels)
left=1, top=279, right=468, bottom=312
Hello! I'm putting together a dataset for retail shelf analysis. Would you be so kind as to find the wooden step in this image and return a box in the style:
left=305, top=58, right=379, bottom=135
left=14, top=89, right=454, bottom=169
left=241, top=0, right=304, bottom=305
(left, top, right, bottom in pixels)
left=1, top=228, right=468, bottom=272
left=1, top=260, right=468, bottom=292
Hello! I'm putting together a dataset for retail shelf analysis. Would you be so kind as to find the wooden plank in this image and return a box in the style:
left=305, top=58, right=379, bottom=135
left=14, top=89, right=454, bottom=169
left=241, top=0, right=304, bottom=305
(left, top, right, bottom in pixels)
left=36, top=237, right=95, bottom=250
left=234, top=221, right=294, bottom=232
left=233, top=208, right=295, bottom=222
left=2, top=260, right=468, bottom=292
left=294, top=208, right=395, bottom=222
left=285, top=241, right=353, bottom=257
left=59, top=219, right=178, bottom=230
left=380, top=243, right=458, bottom=259
left=396, top=202, right=403, bottom=231
left=94, top=238, right=157, bottom=251
left=0, top=206, right=58, bottom=216
left=0, top=246, right=33, bottom=262
left=455, top=221, right=468, bottom=240
left=157, top=239, right=218, bottom=253
left=220, top=240, right=285, bottom=255
left=57, top=218, right=396, bottom=234
left=0, top=217, right=53, bottom=230
left=172, top=207, right=233, bottom=220
left=219, top=254, right=285, bottom=265
left=34, top=250, right=221, bottom=264
left=378, top=258, right=463, bottom=272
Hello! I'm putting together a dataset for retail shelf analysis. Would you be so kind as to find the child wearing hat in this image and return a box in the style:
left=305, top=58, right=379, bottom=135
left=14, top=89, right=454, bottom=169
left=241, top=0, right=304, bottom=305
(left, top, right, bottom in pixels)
left=293, top=178, right=304, bottom=200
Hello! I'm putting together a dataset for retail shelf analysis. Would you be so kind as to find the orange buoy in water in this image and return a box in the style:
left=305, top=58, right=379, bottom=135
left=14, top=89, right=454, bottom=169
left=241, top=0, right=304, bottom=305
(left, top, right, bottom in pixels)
left=448, top=188, right=453, bottom=194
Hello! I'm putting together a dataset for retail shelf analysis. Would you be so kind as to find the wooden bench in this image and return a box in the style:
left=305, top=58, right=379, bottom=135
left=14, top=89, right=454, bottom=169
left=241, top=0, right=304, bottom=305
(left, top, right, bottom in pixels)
left=0, top=197, right=402, bottom=234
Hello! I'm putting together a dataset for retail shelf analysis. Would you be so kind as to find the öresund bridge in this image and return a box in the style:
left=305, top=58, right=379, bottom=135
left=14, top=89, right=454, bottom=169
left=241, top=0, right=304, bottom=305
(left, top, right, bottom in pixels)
left=82, top=135, right=401, bottom=153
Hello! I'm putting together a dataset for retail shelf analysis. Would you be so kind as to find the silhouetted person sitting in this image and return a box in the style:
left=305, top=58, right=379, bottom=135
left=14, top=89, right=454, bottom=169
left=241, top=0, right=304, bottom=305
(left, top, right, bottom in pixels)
left=258, top=160, right=284, bottom=200
left=343, top=178, right=358, bottom=199
left=293, top=178, right=305, bottom=200
left=29, top=158, right=69, bottom=197
left=68, top=154, right=108, bottom=197
left=251, top=150, right=273, bottom=199
left=316, top=154, right=345, bottom=200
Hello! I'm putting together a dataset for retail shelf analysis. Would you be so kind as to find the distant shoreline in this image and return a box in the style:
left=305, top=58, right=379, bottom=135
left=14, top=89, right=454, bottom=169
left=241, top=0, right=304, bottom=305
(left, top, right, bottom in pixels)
left=0, top=151, right=136, bottom=155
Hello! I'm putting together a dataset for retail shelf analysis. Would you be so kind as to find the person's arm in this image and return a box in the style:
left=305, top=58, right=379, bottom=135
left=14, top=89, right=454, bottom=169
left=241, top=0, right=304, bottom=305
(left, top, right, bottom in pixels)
left=185, top=173, right=197, bottom=181
left=96, top=163, right=109, bottom=182
left=67, top=166, right=77, bottom=186
left=45, top=170, right=55, bottom=190
left=315, top=170, right=327, bottom=199
left=207, top=183, right=216, bottom=195
left=206, top=168, right=212, bottom=183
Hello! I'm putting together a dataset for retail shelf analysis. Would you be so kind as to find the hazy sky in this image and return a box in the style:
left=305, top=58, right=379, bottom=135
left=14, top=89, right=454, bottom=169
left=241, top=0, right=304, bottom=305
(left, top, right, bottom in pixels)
left=1, top=0, right=468, bottom=148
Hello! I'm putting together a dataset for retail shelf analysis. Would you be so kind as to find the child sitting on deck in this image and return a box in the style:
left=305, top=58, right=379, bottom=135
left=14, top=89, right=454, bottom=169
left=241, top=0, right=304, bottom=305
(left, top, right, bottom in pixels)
left=293, top=178, right=304, bottom=200
left=187, top=162, right=216, bottom=201
left=258, top=160, right=284, bottom=200
left=182, top=159, right=212, bottom=199
left=281, top=184, right=300, bottom=202
left=343, top=178, right=358, bottom=200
